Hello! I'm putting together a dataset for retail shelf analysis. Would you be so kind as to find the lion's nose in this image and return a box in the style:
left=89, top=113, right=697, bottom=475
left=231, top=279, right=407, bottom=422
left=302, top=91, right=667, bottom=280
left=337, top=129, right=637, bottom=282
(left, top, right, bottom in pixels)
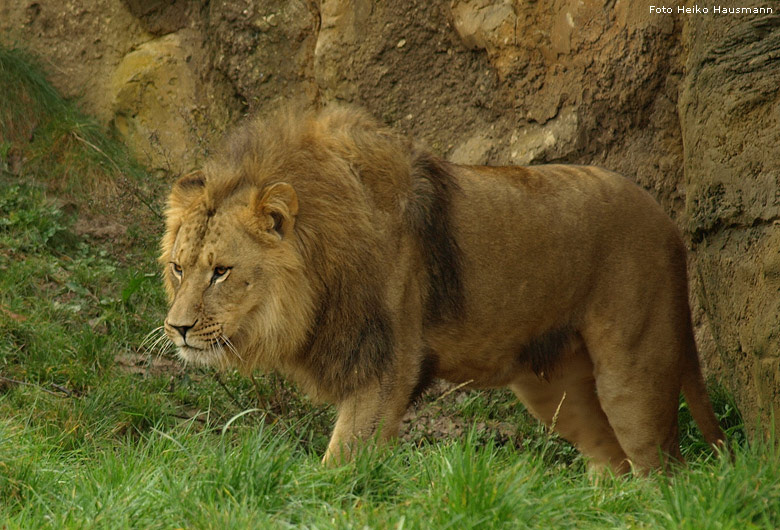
left=169, top=320, right=198, bottom=341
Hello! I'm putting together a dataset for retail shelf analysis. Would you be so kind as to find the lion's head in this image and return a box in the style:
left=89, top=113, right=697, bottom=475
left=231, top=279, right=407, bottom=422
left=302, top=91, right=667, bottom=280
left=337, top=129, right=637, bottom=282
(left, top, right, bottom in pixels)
left=160, top=171, right=313, bottom=372
left=159, top=107, right=411, bottom=400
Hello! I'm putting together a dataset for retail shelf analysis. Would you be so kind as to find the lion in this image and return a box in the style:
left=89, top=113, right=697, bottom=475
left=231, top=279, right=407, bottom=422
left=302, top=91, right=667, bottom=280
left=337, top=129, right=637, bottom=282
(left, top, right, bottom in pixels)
left=159, top=106, right=725, bottom=473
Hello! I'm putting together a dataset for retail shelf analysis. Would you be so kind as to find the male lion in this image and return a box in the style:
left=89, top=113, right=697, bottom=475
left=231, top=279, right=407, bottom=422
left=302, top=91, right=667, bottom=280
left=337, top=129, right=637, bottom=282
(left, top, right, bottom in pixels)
left=160, top=106, right=725, bottom=473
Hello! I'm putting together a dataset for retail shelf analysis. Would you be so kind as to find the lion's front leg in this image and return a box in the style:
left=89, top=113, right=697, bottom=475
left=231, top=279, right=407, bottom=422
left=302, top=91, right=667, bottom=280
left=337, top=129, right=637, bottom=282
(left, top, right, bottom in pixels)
left=324, top=381, right=392, bottom=464
left=323, top=366, right=420, bottom=465
left=323, top=263, right=427, bottom=465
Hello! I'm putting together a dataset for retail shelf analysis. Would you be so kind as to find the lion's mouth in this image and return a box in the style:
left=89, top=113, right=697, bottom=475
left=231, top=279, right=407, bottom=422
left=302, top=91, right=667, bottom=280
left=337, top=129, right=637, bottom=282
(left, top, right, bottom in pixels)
left=176, top=344, right=204, bottom=361
left=175, top=344, right=218, bottom=366
left=175, top=339, right=243, bottom=368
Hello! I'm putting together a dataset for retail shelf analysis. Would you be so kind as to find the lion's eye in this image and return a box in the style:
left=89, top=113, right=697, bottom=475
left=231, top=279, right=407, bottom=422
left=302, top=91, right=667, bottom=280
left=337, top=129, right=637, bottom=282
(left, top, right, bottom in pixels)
left=171, top=262, right=182, bottom=278
left=212, top=266, right=231, bottom=283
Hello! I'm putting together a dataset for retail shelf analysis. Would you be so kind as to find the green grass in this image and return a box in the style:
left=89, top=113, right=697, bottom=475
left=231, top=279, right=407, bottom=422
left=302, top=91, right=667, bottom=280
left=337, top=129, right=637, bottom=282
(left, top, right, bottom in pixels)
left=1, top=44, right=778, bottom=528
left=2, top=415, right=778, bottom=529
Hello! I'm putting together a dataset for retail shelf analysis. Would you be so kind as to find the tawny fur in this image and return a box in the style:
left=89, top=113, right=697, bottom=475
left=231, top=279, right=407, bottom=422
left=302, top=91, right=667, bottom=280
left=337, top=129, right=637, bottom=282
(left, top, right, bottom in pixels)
left=160, top=106, right=725, bottom=472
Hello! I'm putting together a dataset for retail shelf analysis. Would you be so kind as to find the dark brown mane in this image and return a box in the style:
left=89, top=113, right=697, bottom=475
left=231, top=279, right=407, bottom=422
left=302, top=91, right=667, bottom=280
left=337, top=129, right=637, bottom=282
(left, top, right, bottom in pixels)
left=407, top=152, right=465, bottom=325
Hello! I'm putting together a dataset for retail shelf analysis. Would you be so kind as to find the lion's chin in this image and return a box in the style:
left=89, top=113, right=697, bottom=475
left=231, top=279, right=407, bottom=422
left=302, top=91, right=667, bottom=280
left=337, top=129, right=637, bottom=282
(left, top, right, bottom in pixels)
left=176, top=345, right=227, bottom=368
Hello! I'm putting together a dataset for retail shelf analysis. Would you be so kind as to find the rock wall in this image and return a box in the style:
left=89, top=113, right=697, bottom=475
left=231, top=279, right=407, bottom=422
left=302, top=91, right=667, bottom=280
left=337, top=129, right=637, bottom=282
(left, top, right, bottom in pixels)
left=2, top=0, right=778, bottom=434
left=679, top=11, right=780, bottom=430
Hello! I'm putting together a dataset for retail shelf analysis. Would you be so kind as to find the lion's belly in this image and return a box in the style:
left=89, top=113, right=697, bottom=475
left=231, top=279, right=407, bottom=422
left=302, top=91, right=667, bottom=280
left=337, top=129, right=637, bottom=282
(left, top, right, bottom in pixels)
left=431, top=342, right=531, bottom=388
left=424, top=313, right=577, bottom=388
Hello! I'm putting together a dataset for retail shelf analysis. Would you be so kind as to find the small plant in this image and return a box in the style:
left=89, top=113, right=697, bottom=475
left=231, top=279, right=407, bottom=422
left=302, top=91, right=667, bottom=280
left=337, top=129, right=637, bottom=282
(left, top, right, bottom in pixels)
left=0, top=185, right=70, bottom=252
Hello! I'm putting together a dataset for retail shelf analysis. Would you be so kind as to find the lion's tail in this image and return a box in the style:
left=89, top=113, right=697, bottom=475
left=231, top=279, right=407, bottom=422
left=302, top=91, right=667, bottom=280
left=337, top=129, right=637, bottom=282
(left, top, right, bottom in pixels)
left=680, top=332, right=727, bottom=448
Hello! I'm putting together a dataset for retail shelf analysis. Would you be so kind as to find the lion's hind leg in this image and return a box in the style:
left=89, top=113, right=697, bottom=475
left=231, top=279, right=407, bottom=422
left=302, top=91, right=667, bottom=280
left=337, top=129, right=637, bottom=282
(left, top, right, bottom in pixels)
left=511, top=342, right=630, bottom=473
left=583, top=320, right=685, bottom=474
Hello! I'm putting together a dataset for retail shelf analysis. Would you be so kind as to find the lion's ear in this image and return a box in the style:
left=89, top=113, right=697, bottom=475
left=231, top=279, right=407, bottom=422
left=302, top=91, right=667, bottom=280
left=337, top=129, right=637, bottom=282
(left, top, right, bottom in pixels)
left=250, top=182, right=299, bottom=239
left=169, top=170, right=206, bottom=210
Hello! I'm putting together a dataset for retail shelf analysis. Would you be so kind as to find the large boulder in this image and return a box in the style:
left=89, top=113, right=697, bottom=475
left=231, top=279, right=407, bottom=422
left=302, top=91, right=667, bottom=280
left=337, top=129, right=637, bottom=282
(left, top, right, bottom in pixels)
left=680, top=9, right=780, bottom=432
left=110, top=33, right=200, bottom=173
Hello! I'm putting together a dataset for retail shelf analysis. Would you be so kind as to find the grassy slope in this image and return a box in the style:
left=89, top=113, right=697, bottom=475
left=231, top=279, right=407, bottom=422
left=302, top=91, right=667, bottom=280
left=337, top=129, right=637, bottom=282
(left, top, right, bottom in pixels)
left=0, top=45, right=777, bottom=529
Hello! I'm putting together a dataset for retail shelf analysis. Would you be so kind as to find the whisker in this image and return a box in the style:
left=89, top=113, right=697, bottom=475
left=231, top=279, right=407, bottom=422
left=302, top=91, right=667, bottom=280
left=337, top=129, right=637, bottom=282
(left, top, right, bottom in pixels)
left=217, top=343, right=227, bottom=366
left=147, top=327, right=175, bottom=360
left=158, top=337, right=175, bottom=359
left=221, top=335, right=243, bottom=362
left=222, top=337, right=235, bottom=356
left=144, top=333, right=164, bottom=357
left=147, top=331, right=164, bottom=349
left=141, top=325, right=163, bottom=341
left=140, top=326, right=165, bottom=351
left=149, top=332, right=171, bottom=358
left=213, top=340, right=224, bottom=366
